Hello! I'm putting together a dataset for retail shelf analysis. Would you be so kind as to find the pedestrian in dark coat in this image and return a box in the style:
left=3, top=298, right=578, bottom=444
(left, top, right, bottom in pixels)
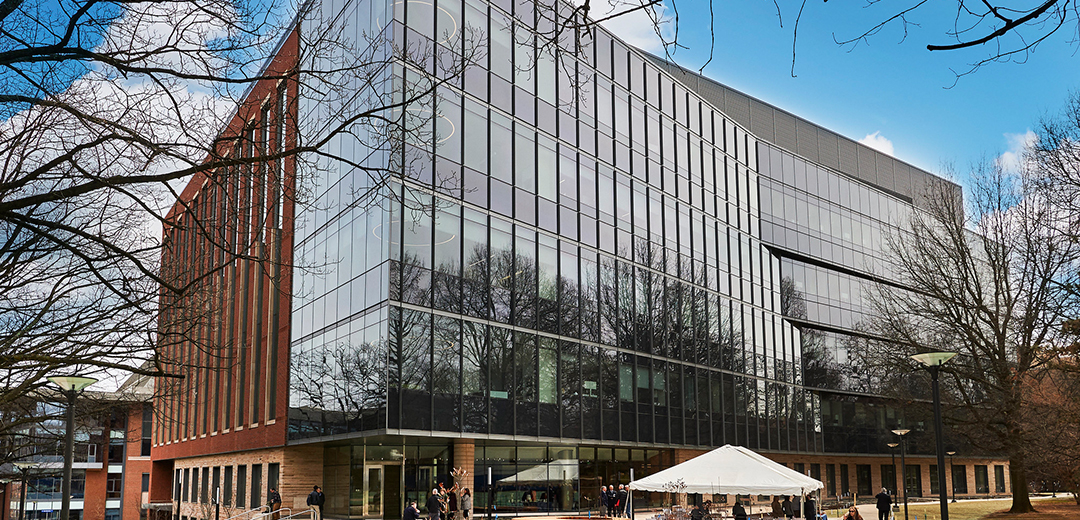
left=732, top=501, right=747, bottom=520
left=782, top=496, right=795, bottom=520
left=405, top=502, right=422, bottom=520
left=600, top=485, right=610, bottom=517
left=428, top=489, right=444, bottom=520
left=268, top=488, right=283, bottom=520
left=615, top=485, right=628, bottom=517
left=606, top=486, right=617, bottom=517
left=802, top=495, right=817, bottom=520
left=875, top=488, right=892, bottom=520
left=307, top=486, right=325, bottom=520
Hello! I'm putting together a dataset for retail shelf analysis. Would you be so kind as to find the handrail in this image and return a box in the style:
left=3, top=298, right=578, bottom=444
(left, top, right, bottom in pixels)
left=224, top=506, right=270, bottom=520
left=256, top=507, right=294, bottom=519
left=277, top=509, right=315, bottom=520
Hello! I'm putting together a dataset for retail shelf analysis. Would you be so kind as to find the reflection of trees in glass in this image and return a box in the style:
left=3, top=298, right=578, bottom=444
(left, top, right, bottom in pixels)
left=293, top=211, right=820, bottom=439
left=289, top=333, right=388, bottom=437
left=783, top=275, right=884, bottom=393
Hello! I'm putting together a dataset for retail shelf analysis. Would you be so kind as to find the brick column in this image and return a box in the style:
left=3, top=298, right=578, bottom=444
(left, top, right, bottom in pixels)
left=452, top=439, right=475, bottom=490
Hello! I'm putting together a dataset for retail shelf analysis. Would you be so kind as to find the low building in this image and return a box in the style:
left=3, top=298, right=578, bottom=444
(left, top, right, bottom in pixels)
left=2, top=374, right=154, bottom=520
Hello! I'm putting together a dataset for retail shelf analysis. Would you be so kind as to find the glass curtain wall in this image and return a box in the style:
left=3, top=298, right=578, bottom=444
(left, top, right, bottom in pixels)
left=289, top=0, right=818, bottom=454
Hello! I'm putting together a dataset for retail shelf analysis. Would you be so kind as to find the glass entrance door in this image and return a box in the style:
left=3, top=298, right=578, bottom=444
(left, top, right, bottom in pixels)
left=366, top=466, right=384, bottom=517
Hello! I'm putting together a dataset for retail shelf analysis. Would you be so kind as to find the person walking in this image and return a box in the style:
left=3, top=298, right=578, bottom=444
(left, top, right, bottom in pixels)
left=268, top=487, right=283, bottom=520
left=307, top=485, right=325, bottom=520
left=875, top=488, right=892, bottom=520
left=782, top=496, right=795, bottom=520
left=600, top=485, right=610, bottom=517
left=461, top=488, right=473, bottom=520
left=428, top=488, right=444, bottom=520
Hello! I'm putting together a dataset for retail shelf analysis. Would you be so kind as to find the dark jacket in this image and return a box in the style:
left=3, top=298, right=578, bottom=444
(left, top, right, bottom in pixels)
left=616, top=489, right=628, bottom=508
left=732, top=503, right=747, bottom=520
left=307, top=490, right=325, bottom=507
left=782, top=498, right=794, bottom=517
left=268, top=490, right=282, bottom=505
left=600, top=490, right=609, bottom=506
left=690, top=505, right=706, bottom=520
left=876, top=492, right=892, bottom=511
left=427, top=494, right=443, bottom=515
left=803, top=498, right=817, bottom=520
left=606, top=489, right=616, bottom=506
left=404, top=505, right=421, bottom=520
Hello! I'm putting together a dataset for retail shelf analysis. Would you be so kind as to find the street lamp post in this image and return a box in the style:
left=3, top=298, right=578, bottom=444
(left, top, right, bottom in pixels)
left=13, top=462, right=39, bottom=520
left=891, top=430, right=911, bottom=520
left=946, top=452, right=956, bottom=503
left=47, top=375, right=97, bottom=520
left=887, top=443, right=899, bottom=495
left=911, top=352, right=957, bottom=520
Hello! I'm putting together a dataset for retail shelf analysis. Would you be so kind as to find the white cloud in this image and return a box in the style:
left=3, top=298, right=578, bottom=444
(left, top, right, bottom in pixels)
left=858, top=131, right=894, bottom=156
left=574, top=0, right=673, bottom=53
left=998, top=129, right=1037, bottom=174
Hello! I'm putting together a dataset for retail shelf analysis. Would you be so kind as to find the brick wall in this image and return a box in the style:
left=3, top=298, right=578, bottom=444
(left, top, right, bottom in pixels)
left=172, top=447, right=285, bottom=520
left=759, top=453, right=1010, bottom=501
left=282, top=444, right=324, bottom=511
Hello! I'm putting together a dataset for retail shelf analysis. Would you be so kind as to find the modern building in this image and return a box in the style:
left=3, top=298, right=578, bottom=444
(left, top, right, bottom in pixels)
left=1, top=375, right=154, bottom=520
left=151, top=0, right=1009, bottom=518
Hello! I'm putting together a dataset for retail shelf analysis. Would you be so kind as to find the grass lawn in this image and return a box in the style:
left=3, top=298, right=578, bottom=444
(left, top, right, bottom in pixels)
left=896, top=499, right=1014, bottom=520
left=841, top=498, right=1080, bottom=520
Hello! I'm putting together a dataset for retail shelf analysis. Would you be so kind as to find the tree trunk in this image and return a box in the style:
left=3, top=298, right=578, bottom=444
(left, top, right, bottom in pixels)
left=1008, top=455, right=1035, bottom=513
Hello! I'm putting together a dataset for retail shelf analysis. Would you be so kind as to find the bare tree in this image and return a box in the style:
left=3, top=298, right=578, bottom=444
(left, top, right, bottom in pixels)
left=865, top=156, right=1080, bottom=513
left=1024, top=364, right=1080, bottom=505
left=0, top=0, right=490, bottom=445
left=525, top=0, right=1080, bottom=80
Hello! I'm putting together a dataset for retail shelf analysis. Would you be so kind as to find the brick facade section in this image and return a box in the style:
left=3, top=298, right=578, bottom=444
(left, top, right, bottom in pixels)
left=153, top=24, right=300, bottom=464
left=173, top=448, right=284, bottom=520
left=124, top=405, right=153, bottom=520
left=282, top=444, right=325, bottom=511
left=84, top=464, right=107, bottom=519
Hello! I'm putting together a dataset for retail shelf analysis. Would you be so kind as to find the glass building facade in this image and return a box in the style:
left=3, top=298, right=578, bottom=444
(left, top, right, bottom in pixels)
left=280, top=0, right=971, bottom=516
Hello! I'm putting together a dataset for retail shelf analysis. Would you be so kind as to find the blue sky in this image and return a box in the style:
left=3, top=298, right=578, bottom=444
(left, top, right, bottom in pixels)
left=592, top=1, right=1080, bottom=185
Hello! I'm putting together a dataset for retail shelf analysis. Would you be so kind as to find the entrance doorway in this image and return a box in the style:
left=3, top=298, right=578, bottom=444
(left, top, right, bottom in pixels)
left=354, top=463, right=403, bottom=519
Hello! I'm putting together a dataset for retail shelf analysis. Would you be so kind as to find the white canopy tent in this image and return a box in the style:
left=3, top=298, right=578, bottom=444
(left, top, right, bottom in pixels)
left=628, top=445, right=824, bottom=496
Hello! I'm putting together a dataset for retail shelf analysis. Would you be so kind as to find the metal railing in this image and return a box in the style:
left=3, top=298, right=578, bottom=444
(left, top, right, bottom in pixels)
left=276, top=509, right=315, bottom=520
left=254, top=507, right=295, bottom=519
left=224, top=506, right=271, bottom=520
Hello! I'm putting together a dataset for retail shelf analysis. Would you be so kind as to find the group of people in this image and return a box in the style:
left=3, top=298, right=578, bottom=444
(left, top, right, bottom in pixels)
left=405, top=484, right=474, bottom=520
left=724, top=493, right=816, bottom=520
left=598, top=484, right=632, bottom=517
left=765, top=495, right=816, bottom=520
